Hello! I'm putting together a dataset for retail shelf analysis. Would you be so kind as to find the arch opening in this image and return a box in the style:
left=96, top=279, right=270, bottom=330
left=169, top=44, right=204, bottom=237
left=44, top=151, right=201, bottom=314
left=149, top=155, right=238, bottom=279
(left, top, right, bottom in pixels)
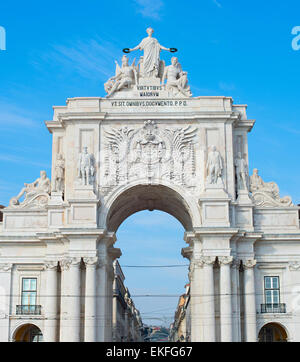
left=258, top=323, right=288, bottom=342
left=106, top=184, right=194, bottom=232
left=115, top=209, right=189, bottom=341
left=13, top=323, right=43, bottom=342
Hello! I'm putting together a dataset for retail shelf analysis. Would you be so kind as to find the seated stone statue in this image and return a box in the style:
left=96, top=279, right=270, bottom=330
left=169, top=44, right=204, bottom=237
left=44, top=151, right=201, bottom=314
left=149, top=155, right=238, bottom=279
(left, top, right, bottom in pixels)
left=162, top=57, right=192, bottom=97
left=250, top=168, right=278, bottom=196
left=250, top=168, right=292, bottom=206
left=10, top=170, right=50, bottom=207
left=104, top=55, right=136, bottom=97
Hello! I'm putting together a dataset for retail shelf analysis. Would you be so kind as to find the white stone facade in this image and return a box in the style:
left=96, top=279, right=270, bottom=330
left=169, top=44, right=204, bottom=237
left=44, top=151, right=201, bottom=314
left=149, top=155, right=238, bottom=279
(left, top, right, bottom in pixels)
left=112, top=260, right=143, bottom=342
left=0, top=30, right=300, bottom=342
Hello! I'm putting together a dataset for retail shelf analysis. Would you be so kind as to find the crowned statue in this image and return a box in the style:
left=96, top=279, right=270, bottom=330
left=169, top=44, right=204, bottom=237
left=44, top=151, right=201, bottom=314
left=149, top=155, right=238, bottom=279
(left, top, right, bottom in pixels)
left=104, top=28, right=192, bottom=98
left=127, top=27, right=172, bottom=78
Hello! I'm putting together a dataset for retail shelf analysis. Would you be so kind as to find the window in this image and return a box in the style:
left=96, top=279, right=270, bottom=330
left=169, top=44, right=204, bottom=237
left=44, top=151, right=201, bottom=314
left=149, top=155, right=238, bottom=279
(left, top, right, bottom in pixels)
left=264, top=276, right=280, bottom=305
left=21, top=278, right=37, bottom=314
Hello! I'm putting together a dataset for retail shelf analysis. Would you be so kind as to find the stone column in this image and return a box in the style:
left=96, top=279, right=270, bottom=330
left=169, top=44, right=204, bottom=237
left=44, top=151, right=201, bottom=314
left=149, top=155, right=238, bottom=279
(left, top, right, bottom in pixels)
left=231, top=259, right=241, bottom=342
left=83, top=257, right=98, bottom=342
left=202, top=256, right=216, bottom=342
left=188, top=258, right=202, bottom=342
left=219, top=256, right=233, bottom=342
left=97, top=258, right=112, bottom=341
left=0, top=264, right=12, bottom=342
left=243, top=259, right=257, bottom=342
left=96, top=235, right=120, bottom=342
left=59, top=258, right=71, bottom=342
left=43, top=261, right=58, bottom=342
left=59, top=257, right=81, bottom=342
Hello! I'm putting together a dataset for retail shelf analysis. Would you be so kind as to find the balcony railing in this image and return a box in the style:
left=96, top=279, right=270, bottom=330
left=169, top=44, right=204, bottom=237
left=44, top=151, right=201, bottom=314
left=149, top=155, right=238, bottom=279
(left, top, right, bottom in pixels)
left=16, top=305, right=42, bottom=315
left=261, top=303, right=286, bottom=314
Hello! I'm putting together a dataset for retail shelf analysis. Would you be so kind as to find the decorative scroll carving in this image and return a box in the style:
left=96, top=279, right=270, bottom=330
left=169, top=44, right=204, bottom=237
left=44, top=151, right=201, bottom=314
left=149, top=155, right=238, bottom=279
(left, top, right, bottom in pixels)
left=289, top=261, right=300, bottom=271
left=188, top=256, right=216, bottom=281
left=0, top=263, right=12, bottom=272
left=102, top=121, right=197, bottom=193
left=60, top=258, right=72, bottom=271
left=243, top=259, right=257, bottom=269
left=83, top=256, right=98, bottom=267
left=202, top=256, right=216, bottom=265
left=250, top=168, right=293, bottom=207
left=9, top=171, right=50, bottom=209
left=45, top=261, right=58, bottom=270
left=60, top=257, right=81, bottom=270
left=218, top=256, right=233, bottom=265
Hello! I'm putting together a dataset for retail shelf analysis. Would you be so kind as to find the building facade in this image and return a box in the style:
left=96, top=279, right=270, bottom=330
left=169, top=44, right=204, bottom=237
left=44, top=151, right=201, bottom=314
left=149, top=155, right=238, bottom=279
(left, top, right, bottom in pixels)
left=112, top=260, right=143, bottom=342
left=169, top=284, right=191, bottom=342
left=0, top=29, right=300, bottom=341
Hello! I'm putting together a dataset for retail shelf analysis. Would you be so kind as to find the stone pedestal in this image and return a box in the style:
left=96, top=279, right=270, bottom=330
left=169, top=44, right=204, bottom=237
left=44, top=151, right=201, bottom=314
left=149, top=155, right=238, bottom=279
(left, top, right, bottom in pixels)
left=236, top=189, right=252, bottom=204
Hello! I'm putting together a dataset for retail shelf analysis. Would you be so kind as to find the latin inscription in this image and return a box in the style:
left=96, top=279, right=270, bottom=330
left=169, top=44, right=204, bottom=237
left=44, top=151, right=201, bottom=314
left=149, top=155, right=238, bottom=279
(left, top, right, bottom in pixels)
left=111, top=100, right=188, bottom=107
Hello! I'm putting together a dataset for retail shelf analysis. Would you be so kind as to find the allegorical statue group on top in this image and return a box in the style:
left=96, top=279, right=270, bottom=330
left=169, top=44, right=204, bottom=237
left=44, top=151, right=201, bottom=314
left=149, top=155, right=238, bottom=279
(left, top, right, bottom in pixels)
left=6, top=29, right=293, bottom=209
left=104, top=27, right=192, bottom=98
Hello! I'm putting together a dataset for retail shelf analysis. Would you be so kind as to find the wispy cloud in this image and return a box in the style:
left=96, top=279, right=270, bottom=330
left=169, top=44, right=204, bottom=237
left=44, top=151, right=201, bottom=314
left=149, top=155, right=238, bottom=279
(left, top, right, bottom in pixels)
left=37, top=38, right=121, bottom=81
left=0, top=153, right=50, bottom=169
left=276, top=124, right=300, bottom=136
left=0, top=98, right=40, bottom=128
left=212, top=0, right=222, bottom=8
left=219, top=81, right=236, bottom=91
left=134, top=0, right=164, bottom=20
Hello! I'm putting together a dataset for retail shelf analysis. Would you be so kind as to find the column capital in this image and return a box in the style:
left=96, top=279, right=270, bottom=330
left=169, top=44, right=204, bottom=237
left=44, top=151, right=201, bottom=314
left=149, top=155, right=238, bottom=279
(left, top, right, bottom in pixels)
left=189, top=256, right=215, bottom=280
left=289, top=261, right=300, bottom=271
left=0, top=263, right=12, bottom=272
left=243, top=259, right=257, bottom=269
left=219, top=256, right=233, bottom=266
left=83, top=256, right=98, bottom=267
left=45, top=260, right=58, bottom=270
left=60, top=257, right=81, bottom=270
left=202, top=256, right=216, bottom=265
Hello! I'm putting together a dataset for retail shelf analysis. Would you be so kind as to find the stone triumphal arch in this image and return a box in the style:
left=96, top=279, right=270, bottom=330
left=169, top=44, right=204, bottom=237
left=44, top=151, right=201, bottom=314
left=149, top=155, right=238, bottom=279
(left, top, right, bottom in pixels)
left=1, top=29, right=300, bottom=342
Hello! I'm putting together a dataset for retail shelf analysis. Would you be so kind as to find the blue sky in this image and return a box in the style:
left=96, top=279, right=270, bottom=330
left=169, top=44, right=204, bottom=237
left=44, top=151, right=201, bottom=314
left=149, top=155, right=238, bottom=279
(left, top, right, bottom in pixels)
left=0, top=0, right=300, bottom=326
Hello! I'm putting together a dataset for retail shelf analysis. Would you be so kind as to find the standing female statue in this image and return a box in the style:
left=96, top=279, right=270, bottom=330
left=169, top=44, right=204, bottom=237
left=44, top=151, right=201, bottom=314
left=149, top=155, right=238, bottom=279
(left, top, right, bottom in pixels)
left=128, top=28, right=171, bottom=78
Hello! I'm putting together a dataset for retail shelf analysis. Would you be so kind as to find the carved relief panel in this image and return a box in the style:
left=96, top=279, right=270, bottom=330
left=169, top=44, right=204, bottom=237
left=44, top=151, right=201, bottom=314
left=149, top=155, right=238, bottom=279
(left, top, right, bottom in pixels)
left=100, top=120, right=197, bottom=194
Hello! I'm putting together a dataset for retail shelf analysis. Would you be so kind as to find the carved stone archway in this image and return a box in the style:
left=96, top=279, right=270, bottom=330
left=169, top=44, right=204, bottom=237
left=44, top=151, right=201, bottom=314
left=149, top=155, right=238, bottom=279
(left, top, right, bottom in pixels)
left=104, top=182, right=198, bottom=232
left=13, top=323, right=43, bottom=342
left=258, top=322, right=288, bottom=342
